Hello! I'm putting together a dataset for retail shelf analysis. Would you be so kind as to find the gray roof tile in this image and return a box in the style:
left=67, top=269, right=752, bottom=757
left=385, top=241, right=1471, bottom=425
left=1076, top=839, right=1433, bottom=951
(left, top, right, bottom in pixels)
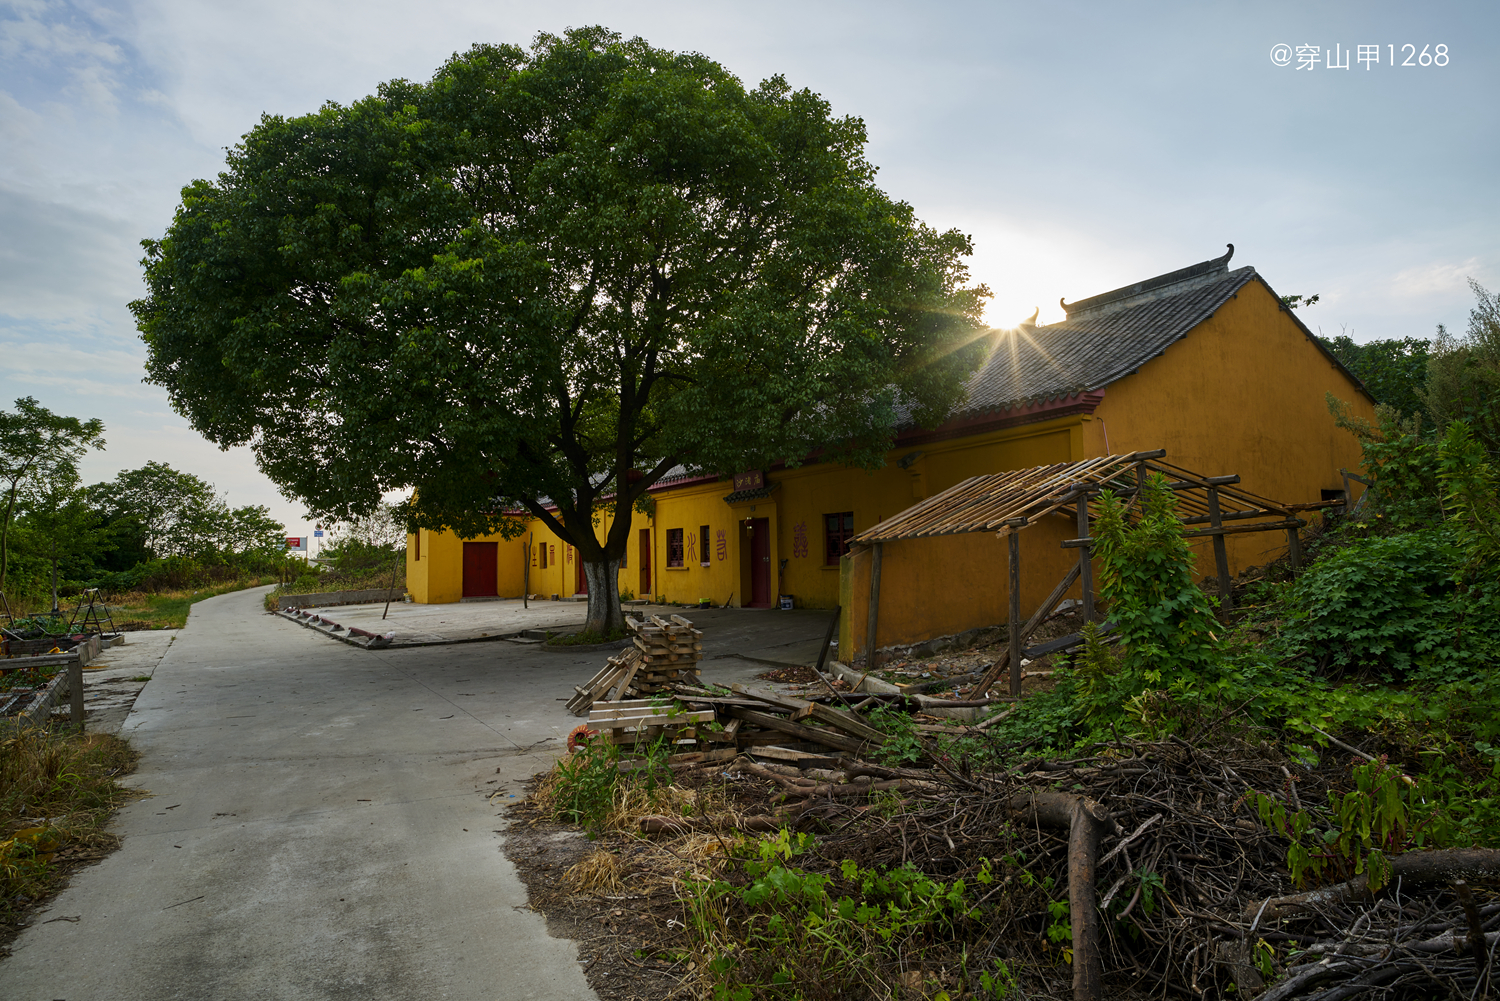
left=956, top=258, right=1259, bottom=418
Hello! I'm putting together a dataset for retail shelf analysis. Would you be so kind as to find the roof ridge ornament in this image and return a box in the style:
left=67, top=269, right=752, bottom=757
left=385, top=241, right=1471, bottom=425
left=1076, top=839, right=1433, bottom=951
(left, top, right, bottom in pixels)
left=1059, top=243, right=1239, bottom=319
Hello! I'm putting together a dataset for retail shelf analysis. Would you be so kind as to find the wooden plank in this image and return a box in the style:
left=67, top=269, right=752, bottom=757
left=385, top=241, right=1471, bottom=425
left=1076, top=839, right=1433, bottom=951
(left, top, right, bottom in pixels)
left=727, top=707, right=870, bottom=754
left=1207, top=485, right=1234, bottom=613
left=730, top=684, right=886, bottom=744
left=669, top=614, right=695, bottom=628
left=592, top=710, right=714, bottom=729
left=749, top=746, right=842, bottom=766
left=1076, top=488, right=1094, bottom=622
left=862, top=541, right=883, bottom=673
left=968, top=561, right=1081, bottom=696
left=814, top=606, right=840, bottom=676
left=608, top=655, right=644, bottom=701
left=1008, top=529, right=1022, bottom=697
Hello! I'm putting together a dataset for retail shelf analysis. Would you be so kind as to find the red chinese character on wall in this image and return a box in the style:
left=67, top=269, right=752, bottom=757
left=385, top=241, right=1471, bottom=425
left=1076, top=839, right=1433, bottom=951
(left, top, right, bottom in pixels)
left=715, top=529, right=727, bottom=561
left=685, top=530, right=697, bottom=563
left=792, top=521, right=809, bottom=558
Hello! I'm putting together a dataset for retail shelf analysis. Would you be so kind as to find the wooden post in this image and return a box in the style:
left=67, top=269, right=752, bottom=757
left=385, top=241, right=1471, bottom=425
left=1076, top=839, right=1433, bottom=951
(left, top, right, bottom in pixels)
left=1286, top=525, right=1302, bottom=572
left=864, top=543, right=883, bottom=670
left=814, top=606, right=841, bottom=676
left=1009, top=531, right=1022, bottom=697
left=523, top=532, right=532, bottom=609
left=1206, top=486, right=1234, bottom=612
left=1076, top=490, right=1095, bottom=622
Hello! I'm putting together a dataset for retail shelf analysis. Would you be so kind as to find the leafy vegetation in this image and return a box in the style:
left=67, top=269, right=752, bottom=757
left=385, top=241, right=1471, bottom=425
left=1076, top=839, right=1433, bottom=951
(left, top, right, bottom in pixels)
left=1, top=727, right=139, bottom=930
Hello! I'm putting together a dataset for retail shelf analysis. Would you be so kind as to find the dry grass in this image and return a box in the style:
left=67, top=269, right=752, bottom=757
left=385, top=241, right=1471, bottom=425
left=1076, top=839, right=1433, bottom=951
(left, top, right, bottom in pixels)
left=563, top=848, right=625, bottom=895
left=0, top=726, right=140, bottom=939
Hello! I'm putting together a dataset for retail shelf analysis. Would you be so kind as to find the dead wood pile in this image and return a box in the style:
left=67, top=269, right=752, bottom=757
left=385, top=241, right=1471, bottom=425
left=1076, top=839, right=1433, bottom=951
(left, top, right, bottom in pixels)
left=584, top=691, right=1499, bottom=1001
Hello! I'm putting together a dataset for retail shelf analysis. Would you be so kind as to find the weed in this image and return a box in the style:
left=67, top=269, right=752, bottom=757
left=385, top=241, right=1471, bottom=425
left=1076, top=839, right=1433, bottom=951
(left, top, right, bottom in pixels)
left=0, top=726, right=138, bottom=926
left=865, top=705, right=923, bottom=766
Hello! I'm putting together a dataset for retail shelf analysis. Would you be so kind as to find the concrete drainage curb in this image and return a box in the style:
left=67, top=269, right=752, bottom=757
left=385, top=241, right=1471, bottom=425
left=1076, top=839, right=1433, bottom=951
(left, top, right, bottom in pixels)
left=276, top=607, right=395, bottom=649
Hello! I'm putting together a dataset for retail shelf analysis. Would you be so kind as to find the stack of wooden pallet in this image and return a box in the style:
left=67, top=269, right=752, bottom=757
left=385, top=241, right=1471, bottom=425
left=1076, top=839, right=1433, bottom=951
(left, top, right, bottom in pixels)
left=586, top=698, right=717, bottom=751
left=566, top=646, right=645, bottom=716
left=625, top=614, right=702, bottom=695
left=564, top=613, right=705, bottom=716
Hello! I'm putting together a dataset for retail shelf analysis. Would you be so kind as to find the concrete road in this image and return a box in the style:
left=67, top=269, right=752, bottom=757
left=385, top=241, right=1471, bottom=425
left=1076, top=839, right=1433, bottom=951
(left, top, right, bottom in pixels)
left=0, top=586, right=601, bottom=1001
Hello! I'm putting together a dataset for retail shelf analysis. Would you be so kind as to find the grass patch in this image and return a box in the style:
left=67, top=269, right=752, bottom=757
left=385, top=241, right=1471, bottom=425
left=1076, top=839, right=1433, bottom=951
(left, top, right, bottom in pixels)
left=263, top=565, right=406, bottom=611
left=1, top=726, right=139, bottom=940
left=108, top=576, right=281, bottom=630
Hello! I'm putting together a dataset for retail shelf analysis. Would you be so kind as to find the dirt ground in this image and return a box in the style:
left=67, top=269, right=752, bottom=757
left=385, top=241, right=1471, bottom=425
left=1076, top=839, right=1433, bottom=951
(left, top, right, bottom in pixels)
left=502, top=815, right=690, bottom=1001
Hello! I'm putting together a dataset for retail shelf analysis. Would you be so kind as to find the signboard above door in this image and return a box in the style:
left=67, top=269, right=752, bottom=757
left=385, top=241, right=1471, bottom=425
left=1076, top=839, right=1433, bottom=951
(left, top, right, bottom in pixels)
left=733, top=469, right=765, bottom=492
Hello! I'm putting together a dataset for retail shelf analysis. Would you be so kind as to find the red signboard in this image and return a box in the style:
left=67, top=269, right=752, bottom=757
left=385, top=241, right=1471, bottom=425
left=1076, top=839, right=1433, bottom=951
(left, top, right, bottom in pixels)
left=733, top=469, right=765, bottom=492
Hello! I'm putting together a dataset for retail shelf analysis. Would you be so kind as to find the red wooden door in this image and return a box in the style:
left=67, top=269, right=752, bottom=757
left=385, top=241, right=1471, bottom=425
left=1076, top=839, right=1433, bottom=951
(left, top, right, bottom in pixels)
left=749, top=517, right=771, bottom=607
left=638, top=529, right=652, bottom=597
left=575, top=554, right=588, bottom=595
left=462, top=542, right=497, bottom=597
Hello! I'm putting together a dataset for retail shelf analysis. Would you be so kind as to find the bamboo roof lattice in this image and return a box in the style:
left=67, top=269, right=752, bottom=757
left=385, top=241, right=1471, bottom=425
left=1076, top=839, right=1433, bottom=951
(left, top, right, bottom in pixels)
left=852, top=450, right=1295, bottom=545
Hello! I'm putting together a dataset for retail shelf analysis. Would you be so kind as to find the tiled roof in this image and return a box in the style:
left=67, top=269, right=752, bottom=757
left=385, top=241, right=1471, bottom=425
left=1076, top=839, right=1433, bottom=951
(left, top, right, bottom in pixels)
left=957, top=253, right=1258, bottom=418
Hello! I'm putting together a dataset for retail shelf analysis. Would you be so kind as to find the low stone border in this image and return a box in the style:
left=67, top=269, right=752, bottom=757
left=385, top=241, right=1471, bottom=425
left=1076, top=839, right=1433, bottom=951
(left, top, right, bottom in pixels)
left=276, top=589, right=404, bottom=610
left=275, top=607, right=396, bottom=649
left=0, top=670, right=68, bottom=733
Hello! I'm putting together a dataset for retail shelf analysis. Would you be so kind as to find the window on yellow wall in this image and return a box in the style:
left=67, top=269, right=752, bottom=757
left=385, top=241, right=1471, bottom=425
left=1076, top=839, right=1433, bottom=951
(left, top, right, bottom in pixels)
left=699, top=525, right=710, bottom=566
left=825, top=512, right=855, bottom=565
left=666, top=528, right=684, bottom=568
left=414, top=531, right=420, bottom=561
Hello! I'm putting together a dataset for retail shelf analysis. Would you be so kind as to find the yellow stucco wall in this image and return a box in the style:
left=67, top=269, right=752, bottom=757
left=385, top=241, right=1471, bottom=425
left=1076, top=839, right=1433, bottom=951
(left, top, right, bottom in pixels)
left=407, top=417, right=1084, bottom=609
left=1086, top=278, right=1374, bottom=577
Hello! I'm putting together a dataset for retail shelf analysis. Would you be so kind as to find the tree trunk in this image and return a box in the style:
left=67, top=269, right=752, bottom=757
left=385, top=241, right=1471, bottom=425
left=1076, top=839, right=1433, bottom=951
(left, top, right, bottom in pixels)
left=50, top=539, right=60, bottom=615
left=582, top=558, right=624, bottom=636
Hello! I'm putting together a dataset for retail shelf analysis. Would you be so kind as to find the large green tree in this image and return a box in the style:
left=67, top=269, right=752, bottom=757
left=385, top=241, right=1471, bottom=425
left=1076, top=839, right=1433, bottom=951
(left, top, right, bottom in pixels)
left=90, top=461, right=284, bottom=560
left=0, top=397, right=105, bottom=593
left=133, top=28, right=990, bottom=632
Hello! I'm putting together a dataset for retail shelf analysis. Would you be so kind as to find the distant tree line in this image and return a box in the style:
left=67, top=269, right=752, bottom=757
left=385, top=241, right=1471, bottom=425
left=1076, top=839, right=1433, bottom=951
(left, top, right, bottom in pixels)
left=0, top=399, right=291, bottom=612
left=1313, top=278, right=1500, bottom=452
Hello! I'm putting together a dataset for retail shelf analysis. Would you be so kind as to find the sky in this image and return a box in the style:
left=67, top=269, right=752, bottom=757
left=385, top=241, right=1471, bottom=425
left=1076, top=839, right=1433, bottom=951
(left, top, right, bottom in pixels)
left=2, top=0, right=1497, bottom=539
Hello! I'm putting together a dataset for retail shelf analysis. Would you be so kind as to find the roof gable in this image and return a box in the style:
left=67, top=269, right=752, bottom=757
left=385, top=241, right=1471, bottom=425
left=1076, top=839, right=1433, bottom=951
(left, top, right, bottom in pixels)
left=953, top=247, right=1371, bottom=419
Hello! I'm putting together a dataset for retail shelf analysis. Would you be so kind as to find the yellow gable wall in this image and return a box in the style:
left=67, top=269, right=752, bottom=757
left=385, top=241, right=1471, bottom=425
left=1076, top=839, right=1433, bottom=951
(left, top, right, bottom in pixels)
left=836, top=280, right=1379, bottom=661
left=1084, top=278, right=1374, bottom=578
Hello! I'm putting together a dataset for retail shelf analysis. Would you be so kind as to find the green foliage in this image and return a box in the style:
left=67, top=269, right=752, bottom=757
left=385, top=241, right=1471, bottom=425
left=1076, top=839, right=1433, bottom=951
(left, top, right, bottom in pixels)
left=89, top=461, right=284, bottom=561
left=0, top=397, right=105, bottom=593
left=547, top=739, right=624, bottom=832
left=865, top=705, right=924, bottom=766
left=1438, top=420, right=1500, bottom=575
left=1327, top=396, right=1444, bottom=529
left=1273, top=527, right=1499, bottom=682
left=687, top=828, right=981, bottom=1000
left=1088, top=474, right=1226, bottom=695
left=1318, top=334, right=1430, bottom=418
left=1257, top=757, right=1413, bottom=889
left=1424, top=280, right=1500, bottom=452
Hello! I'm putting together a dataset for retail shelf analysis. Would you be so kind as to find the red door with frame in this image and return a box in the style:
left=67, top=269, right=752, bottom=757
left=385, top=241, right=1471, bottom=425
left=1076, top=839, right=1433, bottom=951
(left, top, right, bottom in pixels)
left=462, top=542, right=498, bottom=597
left=638, top=528, right=652, bottom=597
left=575, top=553, right=588, bottom=595
left=748, top=517, right=771, bottom=607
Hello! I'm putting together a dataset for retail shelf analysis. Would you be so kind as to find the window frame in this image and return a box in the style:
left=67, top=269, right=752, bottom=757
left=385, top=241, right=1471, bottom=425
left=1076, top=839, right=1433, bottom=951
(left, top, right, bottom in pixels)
left=666, top=527, right=685, bottom=568
left=824, top=512, right=855, bottom=566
